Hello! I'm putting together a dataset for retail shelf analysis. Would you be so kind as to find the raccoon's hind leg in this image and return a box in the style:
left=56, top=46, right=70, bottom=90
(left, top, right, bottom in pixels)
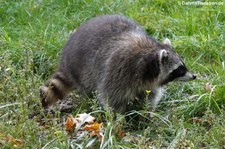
left=40, top=72, right=73, bottom=108
left=98, top=89, right=128, bottom=113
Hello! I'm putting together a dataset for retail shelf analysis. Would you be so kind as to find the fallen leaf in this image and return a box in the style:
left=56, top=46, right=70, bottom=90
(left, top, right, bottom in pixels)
left=84, top=123, right=104, bottom=142
left=89, top=131, right=98, bottom=137
left=122, top=135, right=138, bottom=143
left=114, top=123, right=125, bottom=139
left=65, top=113, right=104, bottom=142
left=65, top=114, right=77, bottom=132
left=65, top=113, right=95, bottom=132
left=76, top=113, right=95, bottom=124
left=192, top=117, right=201, bottom=124
left=5, top=135, right=23, bottom=147
left=98, top=132, right=104, bottom=142
left=89, top=131, right=104, bottom=142
left=84, top=123, right=102, bottom=132
left=205, top=82, right=214, bottom=93
left=117, top=128, right=125, bottom=139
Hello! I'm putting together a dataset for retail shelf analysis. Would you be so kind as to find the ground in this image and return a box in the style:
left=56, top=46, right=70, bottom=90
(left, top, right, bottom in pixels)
left=0, top=0, right=225, bottom=148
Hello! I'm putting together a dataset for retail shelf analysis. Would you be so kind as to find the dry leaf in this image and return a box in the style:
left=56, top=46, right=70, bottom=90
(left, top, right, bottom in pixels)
left=65, top=113, right=95, bottom=131
left=84, top=123, right=102, bottom=132
left=122, top=135, right=138, bottom=143
left=65, top=113, right=104, bottom=142
left=114, top=123, right=125, bottom=139
left=84, top=123, right=104, bottom=142
left=117, top=128, right=125, bottom=139
left=76, top=113, right=95, bottom=124
left=65, top=114, right=77, bottom=132
left=192, top=117, right=201, bottom=124
left=5, top=135, right=23, bottom=147
left=89, top=131, right=98, bottom=137
left=205, top=82, right=214, bottom=93
left=89, top=131, right=104, bottom=142
left=98, top=132, right=104, bottom=142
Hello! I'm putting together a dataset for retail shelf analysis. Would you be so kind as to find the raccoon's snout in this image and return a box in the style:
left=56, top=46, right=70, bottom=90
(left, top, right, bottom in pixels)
left=192, top=74, right=197, bottom=80
left=177, top=71, right=196, bottom=81
left=188, top=72, right=197, bottom=80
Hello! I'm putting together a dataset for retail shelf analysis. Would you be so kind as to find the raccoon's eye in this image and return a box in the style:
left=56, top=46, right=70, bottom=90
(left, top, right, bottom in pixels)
left=172, top=65, right=187, bottom=77
left=161, top=65, right=187, bottom=85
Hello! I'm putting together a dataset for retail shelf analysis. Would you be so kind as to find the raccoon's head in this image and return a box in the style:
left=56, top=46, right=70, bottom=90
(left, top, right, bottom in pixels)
left=158, top=38, right=196, bottom=86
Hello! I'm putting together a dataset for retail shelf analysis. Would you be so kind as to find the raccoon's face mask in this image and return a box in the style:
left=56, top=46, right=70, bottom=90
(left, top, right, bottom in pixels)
left=159, top=38, right=196, bottom=85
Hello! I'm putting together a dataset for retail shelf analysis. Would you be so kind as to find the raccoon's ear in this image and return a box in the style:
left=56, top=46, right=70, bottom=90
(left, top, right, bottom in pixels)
left=160, top=49, right=168, bottom=59
left=160, top=49, right=168, bottom=63
left=163, top=38, right=171, bottom=47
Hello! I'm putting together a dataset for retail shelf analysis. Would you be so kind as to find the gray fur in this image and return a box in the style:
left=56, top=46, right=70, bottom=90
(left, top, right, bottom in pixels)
left=40, top=15, right=196, bottom=113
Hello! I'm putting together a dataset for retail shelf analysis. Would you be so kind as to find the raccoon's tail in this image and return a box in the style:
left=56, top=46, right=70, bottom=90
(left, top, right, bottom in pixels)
left=40, top=71, right=72, bottom=108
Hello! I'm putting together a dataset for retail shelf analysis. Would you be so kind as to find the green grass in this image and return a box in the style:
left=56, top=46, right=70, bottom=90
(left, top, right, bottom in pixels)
left=0, top=0, right=225, bottom=148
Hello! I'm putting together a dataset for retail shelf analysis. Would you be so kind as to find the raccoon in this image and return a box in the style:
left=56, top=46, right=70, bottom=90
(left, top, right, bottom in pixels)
left=40, top=15, right=196, bottom=113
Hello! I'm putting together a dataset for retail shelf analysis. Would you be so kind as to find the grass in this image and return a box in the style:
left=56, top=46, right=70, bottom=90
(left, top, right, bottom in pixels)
left=0, top=0, right=225, bottom=148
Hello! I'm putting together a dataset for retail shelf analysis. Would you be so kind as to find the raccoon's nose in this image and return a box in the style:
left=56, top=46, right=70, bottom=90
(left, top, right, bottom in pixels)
left=193, top=74, right=197, bottom=80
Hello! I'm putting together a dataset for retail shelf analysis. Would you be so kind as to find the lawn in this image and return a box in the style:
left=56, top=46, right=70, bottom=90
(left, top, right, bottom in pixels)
left=0, top=0, right=225, bottom=148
